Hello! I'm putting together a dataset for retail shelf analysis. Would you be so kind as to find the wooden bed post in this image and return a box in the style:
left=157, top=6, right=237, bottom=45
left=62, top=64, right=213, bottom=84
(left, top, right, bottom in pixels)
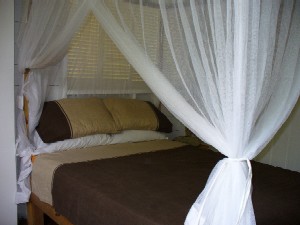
left=27, top=199, right=44, bottom=225
left=23, top=68, right=30, bottom=131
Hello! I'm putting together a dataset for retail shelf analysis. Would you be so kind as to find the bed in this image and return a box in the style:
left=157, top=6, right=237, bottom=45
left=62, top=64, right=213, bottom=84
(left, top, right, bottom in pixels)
left=28, top=139, right=300, bottom=225
left=26, top=97, right=300, bottom=225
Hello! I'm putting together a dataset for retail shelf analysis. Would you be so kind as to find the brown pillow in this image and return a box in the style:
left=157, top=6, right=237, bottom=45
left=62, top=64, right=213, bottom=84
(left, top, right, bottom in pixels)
left=36, top=98, right=119, bottom=143
left=103, top=98, right=172, bottom=133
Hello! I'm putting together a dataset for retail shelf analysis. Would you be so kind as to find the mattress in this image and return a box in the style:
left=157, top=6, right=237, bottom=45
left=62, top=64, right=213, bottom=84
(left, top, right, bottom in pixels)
left=31, top=140, right=300, bottom=225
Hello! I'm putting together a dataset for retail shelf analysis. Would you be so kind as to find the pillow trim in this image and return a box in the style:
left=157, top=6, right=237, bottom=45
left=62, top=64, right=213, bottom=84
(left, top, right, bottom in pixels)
left=55, top=100, right=73, bottom=138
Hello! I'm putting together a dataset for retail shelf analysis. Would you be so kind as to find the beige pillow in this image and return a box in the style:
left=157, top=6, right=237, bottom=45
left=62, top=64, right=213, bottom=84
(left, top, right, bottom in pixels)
left=103, top=98, right=172, bottom=133
left=36, top=98, right=119, bottom=143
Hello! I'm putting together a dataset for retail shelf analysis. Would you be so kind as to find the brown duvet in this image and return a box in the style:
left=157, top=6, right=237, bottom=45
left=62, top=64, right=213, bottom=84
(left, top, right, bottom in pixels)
left=52, top=145, right=300, bottom=225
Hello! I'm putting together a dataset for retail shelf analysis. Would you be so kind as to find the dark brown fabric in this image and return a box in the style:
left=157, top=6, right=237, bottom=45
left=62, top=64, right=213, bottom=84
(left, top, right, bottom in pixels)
left=146, top=102, right=172, bottom=133
left=36, top=101, right=71, bottom=143
left=252, top=161, right=300, bottom=224
left=52, top=145, right=300, bottom=225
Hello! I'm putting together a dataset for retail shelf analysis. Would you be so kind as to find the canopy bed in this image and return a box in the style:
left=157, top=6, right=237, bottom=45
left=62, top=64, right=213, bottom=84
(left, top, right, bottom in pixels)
left=16, top=1, right=300, bottom=225
left=28, top=133, right=300, bottom=225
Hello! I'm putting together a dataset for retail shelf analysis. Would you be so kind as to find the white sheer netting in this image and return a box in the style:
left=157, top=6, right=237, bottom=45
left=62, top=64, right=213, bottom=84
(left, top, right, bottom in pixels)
left=16, top=1, right=300, bottom=224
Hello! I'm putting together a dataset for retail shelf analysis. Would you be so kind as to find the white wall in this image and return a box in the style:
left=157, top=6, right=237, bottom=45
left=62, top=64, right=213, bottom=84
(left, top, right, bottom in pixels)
left=0, top=1, right=18, bottom=225
left=256, top=99, right=300, bottom=172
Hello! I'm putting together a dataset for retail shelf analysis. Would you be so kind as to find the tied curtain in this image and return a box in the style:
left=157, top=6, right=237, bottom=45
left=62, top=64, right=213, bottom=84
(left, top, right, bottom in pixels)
left=16, top=0, right=300, bottom=224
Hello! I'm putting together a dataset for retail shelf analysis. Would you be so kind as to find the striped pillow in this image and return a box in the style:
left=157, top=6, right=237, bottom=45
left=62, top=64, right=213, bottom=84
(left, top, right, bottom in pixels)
left=36, top=98, right=119, bottom=143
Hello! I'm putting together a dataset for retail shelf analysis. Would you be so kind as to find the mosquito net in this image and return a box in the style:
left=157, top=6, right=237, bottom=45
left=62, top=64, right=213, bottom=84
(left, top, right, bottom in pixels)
left=16, top=1, right=300, bottom=224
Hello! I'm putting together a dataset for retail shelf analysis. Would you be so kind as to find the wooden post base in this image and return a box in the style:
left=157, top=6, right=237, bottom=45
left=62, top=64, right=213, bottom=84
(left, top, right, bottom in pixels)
left=27, top=200, right=44, bottom=225
left=27, top=194, right=73, bottom=225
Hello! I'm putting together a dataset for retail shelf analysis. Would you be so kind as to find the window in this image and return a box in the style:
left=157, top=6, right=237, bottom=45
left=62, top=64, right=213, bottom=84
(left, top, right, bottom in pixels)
left=67, top=6, right=161, bottom=95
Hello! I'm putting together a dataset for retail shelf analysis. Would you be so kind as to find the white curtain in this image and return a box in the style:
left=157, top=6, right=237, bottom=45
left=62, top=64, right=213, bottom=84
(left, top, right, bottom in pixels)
left=16, top=0, right=90, bottom=203
left=91, top=1, right=300, bottom=224
left=16, top=1, right=300, bottom=224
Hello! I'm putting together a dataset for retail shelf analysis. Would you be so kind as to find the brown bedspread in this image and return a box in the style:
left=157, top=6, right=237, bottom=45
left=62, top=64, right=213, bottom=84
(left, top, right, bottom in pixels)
left=52, top=145, right=300, bottom=225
